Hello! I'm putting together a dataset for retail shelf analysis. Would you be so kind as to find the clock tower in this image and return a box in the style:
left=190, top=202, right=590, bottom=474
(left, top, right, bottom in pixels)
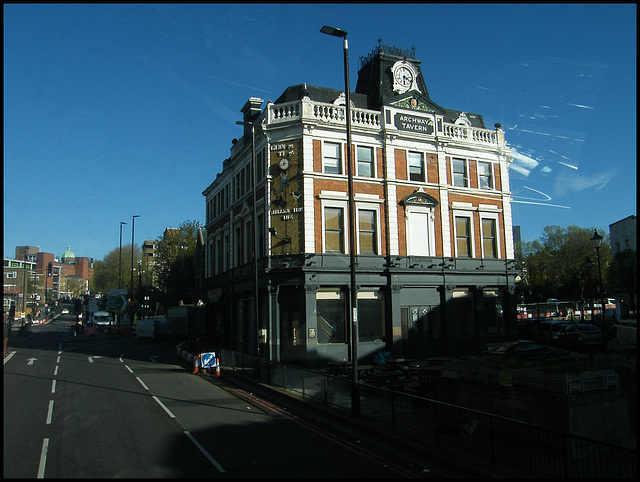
left=355, top=42, right=442, bottom=113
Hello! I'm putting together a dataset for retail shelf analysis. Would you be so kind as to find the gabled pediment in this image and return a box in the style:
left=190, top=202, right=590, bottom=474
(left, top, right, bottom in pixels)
left=400, top=189, right=439, bottom=207
left=388, top=92, right=446, bottom=115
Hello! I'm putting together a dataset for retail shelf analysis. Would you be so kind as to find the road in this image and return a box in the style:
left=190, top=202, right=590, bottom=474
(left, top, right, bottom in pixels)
left=4, top=316, right=434, bottom=478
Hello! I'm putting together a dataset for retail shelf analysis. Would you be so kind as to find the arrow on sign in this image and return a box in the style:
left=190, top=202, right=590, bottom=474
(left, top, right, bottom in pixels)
left=88, top=356, right=102, bottom=363
left=27, top=358, right=37, bottom=365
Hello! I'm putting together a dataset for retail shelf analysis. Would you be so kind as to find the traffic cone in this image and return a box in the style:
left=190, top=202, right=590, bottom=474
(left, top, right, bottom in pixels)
left=192, top=355, right=199, bottom=374
left=215, top=358, right=220, bottom=377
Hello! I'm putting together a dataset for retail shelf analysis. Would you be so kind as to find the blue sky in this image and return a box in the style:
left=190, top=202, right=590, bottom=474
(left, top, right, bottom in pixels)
left=4, top=4, right=636, bottom=261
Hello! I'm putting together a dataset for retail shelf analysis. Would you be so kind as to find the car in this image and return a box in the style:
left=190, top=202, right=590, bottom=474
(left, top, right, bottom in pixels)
left=482, top=340, right=570, bottom=359
left=61, top=308, right=69, bottom=315
left=536, top=321, right=571, bottom=345
left=93, top=311, right=112, bottom=326
left=556, top=323, right=605, bottom=351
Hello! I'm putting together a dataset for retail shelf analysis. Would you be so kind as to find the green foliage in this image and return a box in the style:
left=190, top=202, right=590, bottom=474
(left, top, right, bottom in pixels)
left=520, top=225, right=611, bottom=302
left=154, top=220, right=201, bottom=307
left=90, top=244, right=142, bottom=295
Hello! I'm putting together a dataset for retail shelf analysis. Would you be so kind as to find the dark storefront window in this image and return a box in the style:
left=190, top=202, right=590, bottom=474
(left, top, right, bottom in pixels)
left=453, top=289, right=475, bottom=338
left=316, top=289, right=347, bottom=344
left=357, top=290, right=384, bottom=342
left=483, top=290, right=504, bottom=334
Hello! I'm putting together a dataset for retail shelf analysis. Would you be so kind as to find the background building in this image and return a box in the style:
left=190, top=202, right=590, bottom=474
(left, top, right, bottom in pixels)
left=203, top=44, right=518, bottom=365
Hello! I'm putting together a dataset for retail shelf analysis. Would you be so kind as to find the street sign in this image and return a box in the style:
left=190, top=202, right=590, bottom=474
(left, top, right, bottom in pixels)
left=200, top=352, right=217, bottom=369
left=107, top=295, right=128, bottom=312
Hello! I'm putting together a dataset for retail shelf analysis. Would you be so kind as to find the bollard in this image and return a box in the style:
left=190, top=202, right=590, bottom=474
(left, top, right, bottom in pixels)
left=215, top=358, right=221, bottom=377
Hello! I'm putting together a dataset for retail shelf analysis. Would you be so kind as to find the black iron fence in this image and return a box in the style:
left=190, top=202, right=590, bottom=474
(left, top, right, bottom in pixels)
left=218, top=349, right=636, bottom=478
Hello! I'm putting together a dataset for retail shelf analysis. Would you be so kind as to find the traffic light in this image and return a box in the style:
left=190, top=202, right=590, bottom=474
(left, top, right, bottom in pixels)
left=47, top=262, right=52, bottom=277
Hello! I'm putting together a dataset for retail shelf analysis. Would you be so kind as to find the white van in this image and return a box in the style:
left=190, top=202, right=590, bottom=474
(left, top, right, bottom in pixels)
left=93, top=311, right=112, bottom=325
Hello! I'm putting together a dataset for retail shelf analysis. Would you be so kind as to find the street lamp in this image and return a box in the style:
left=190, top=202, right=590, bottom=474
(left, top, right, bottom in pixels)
left=320, top=24, right=359, bottom=417
left=590, top=230, right=606, bottom=328
left=130, top=215, right=140, bottom=323
left=119, top=221, right=127, bottom=289
left=237, top=119, right=260, bottom=357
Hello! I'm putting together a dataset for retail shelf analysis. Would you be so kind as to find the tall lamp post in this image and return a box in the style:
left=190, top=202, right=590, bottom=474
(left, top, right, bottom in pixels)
left=590, top=230, right=606, bottom=328
left=130, top=215, right=140, bottom=324
left=320, top=25, right=359, bottom=417
left=119, top=221, right=127, bottom=289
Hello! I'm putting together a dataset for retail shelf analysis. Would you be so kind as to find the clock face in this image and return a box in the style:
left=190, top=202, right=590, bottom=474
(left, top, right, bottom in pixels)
left=394, top=65, right=414, bottom=87
left=279, top=158, right=291, bottom=170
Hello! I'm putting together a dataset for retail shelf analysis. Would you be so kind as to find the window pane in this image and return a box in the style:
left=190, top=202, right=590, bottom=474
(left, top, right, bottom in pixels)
left=482, top=218, right=497, bottom=258
left=357, top=146, right=373, bottom=177
left=358, top=291, right=384, bottom=342
left=323, top=142, right=341, bottom=174
left=317, top=290, right=347, bottom=344
left=456, top=217, right=471, bottom=257
left=324, top=207, right=344, bottom=253
left=408, top=152, right=424, bottom=182
left=453, top=158, right=467, bottom=187
left=479, top=161, right=493, bottom=189
left=358, top=210, right=377, bottom=254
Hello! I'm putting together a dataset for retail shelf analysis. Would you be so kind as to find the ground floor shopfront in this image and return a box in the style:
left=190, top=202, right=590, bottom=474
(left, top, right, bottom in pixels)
left=205, top=254, right=519, bottom=367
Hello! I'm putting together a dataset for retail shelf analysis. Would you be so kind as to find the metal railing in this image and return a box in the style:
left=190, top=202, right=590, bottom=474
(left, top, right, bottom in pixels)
left=217, top=348, right=636, bottom=478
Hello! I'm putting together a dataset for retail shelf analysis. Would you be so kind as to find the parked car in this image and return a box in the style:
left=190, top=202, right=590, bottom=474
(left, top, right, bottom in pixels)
left=61, top=308, right=69, bottom=315
left=536, top=321, right=571, bottom=345
left=482, top=340, right=570, bottom=359
left=556, top=323, right=605, bottom=351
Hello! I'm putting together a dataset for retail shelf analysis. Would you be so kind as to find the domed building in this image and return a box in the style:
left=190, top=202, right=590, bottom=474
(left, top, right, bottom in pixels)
left=61, top=245, right=75, bottom=264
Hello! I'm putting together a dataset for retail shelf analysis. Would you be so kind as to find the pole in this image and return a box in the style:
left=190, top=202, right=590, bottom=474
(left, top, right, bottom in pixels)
left=119, top=222, right=126, bottom=289
left=130, top=215, right=140, bottom=324
left=320, top=25, right=359, bottom=417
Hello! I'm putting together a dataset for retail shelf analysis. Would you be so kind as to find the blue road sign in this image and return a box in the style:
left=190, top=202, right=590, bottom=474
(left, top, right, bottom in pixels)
left=200, top=352, right=217, bottom=368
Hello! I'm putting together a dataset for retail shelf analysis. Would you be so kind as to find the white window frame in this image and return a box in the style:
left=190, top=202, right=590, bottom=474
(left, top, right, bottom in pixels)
left=408, top=151, right=425, bottom=182
left=405, top=205, right=436, bottom=256
left=477, top=160, right=494, bottom=190
left=356, top=204, right=381, bottom=255
left=480, top=212, right=501, bottom=259
left=356, top=145, right=375, bottom=178
left=452, top=157, right=469, bottom=187
left=321, top=200, right=349, bottom=254
left=453, top=212, right=475, bottom=258
left=322, top=141, right=343, bottom=174
left=6, top=272, right=17, bottom=279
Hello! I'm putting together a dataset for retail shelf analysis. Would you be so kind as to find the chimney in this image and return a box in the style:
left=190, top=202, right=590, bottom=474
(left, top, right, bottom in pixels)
left=241, top=97, right=264, bottom=142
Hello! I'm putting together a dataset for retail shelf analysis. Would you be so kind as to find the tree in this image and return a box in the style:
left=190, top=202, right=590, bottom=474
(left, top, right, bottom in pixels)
left=154, top=220, right=200, bottom=308
left=91, top=244, right=142, bottom=295
left=522, top=225, right=611, bottom=304
left=607, top=249, right=637, bottom=319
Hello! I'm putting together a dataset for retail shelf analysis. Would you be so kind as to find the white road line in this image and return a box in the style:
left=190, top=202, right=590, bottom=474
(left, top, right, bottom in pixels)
left=54, top=365, right=58, bottom=376
left=124, top=365, right=134, bottom=374
left=46, top=400, right=54, bottom=424
left=56, top=356, right=60, bottom=364
left=51, top=380, right=56, bottom=394
left=4, top=351, right=16, bottom=364
left=37, top=438, right=49, bottom=478
left=136, top=377, right=149, bottom=391
left=152, top=396, right=175, bottom=418
left=184, top=431, right=226, bottom=473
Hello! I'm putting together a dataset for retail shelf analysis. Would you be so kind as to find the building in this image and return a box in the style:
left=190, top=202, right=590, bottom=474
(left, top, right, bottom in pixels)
left=609, top=215, right=636, bottom=321
left=202, top=44, right=518, bottom=365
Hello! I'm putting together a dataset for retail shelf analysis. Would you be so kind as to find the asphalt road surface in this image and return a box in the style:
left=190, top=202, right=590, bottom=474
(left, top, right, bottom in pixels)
left=5, top=316, right=445, bottom=478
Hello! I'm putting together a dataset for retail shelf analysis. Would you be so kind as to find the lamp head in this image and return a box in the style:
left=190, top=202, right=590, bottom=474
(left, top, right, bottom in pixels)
left=320, top=25, right=347, bottom=38
left=590, top=230, right=603, bottom=249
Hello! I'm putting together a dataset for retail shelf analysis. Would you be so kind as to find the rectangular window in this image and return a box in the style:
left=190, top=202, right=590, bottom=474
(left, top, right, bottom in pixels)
left=6, top=272, right=17, bottom=279
left=478, top=161, right=494, bottom=189
left=358, top=291, right=384, bottom=342
left=452, top=158, right=468, bottom=187
left=316, top=290, right=347, bottom=344
left=358, top=209, right=377, bottom=255
left=323, top=142, right=342, bottom=174
left=482, top=218, right=497, bottom=258
left=356, top=146, right=374, bottom=177
left=455, top=216, right=472, bottom=257
left=324, top=207, right=344, bottom=253
left=408, top=151, right=425, bottom=182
